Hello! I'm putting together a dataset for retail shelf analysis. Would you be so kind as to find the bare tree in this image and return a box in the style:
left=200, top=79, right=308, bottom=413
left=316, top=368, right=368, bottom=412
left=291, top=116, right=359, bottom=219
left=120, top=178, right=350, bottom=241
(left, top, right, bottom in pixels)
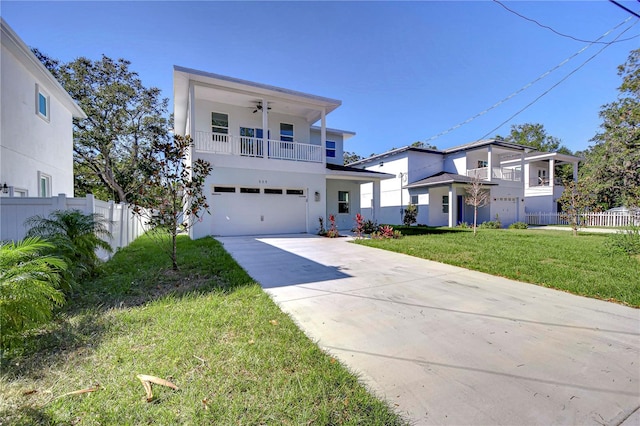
left=465, top=176, right=491, bottom=235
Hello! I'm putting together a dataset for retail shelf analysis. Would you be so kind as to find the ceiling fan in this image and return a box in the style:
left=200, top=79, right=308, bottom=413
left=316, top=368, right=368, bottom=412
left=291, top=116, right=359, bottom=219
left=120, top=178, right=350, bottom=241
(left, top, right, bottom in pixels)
left=252, top=102, right=272, bottom=114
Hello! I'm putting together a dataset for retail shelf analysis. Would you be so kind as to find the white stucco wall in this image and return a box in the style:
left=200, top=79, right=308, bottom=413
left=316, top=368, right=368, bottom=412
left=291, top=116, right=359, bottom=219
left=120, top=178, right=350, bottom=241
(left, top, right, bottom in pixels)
left=310, top=129, right=343, bottom=165
left=444, top=152, right=467, bottom=175
left=326, top=179, right=361, bottom=230
left=1, top=43, right=75, bottom=197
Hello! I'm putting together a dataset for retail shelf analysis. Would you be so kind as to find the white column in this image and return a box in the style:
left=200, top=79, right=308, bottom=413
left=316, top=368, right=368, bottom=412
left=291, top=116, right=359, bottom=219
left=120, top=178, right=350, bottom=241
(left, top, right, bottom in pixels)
left=448, top=184, right=455, bottom=227
left=321, top=108, right=327, bottom=165
left=188, top=82, right=196, bottom=137
left=262, top=99, right=268, bottom=159
left=373, top=180, right=381, bottom=221
left=486, top=146, right=493, bottom=182
left=524, top=163, right=530, bottom=189
left=549, top=159, right=555, bottom=186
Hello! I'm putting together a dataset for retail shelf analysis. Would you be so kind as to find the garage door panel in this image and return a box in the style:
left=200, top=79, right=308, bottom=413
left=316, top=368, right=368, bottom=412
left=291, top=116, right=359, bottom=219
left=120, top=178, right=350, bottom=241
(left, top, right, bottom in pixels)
left=211, top=192, right=306, bottom=236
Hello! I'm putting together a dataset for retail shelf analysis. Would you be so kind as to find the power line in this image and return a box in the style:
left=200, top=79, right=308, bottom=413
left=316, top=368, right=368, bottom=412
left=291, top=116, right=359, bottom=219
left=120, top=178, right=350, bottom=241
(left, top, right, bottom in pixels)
left=609, top=0, right=640, bottom=19
left=423, top=16, right=634, bottom=143
left=479, top=19, right=639, bottom=140
left=493, top=0, right=639, bottom=44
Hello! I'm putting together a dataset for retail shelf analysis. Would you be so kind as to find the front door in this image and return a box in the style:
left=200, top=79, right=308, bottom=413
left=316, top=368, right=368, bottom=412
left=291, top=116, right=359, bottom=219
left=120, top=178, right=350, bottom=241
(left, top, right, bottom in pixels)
left=457, top=195, right=464, bottom=224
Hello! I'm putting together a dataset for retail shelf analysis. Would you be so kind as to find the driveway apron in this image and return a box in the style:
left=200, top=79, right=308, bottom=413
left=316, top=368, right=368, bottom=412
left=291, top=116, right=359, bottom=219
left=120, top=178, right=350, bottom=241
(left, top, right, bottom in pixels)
left=217, top=235, right=640, bottom=426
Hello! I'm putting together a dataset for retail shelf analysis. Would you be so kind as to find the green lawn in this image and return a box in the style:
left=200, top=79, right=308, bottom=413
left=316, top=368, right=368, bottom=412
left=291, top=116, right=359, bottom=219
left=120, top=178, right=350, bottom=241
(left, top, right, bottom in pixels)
left=357, top=229, right=640, bottom=307
left=1, top=235, right=406, bottom=425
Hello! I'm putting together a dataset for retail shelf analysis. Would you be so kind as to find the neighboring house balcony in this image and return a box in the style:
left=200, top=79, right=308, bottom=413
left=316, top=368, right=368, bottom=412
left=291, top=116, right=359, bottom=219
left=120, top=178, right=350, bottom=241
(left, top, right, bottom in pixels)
left=528, top=176, right=564, bottom=187
left=466, top=166, right=522, bottom=182
left=194, top=131, right=322, bottom=163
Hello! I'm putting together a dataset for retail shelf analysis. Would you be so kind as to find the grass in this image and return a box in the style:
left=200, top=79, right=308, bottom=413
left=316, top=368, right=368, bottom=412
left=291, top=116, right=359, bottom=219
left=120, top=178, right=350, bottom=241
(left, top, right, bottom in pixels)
left=1, top=235, right=406, bottom=425
left=357, top=228, right=640, bottom=307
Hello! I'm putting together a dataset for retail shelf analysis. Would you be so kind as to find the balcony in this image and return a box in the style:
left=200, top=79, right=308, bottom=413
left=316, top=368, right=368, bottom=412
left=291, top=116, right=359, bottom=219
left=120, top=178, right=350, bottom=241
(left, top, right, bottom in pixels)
left=528, top=177, right=564, bottom=187
left=194, top=131, right=323, bottom=163
left=466, top=167, right=522, bottom=182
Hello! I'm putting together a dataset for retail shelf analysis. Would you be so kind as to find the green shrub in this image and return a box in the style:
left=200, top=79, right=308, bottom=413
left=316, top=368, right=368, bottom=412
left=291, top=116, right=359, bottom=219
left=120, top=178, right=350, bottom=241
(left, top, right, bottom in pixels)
left=479, top=221, right=501, bottom=229
left=508, top=222, right=528, bottom=229
left=403, top=204, right=417, bottom=226
left=25, top=210, right=112, bottom=291
left=362, top=219, right=379, bottom=234
left=0, top=237, right=67, bottom=349
left=456, top=222, right=470, bottom=229
left=606, top=226, right=640, bottom=256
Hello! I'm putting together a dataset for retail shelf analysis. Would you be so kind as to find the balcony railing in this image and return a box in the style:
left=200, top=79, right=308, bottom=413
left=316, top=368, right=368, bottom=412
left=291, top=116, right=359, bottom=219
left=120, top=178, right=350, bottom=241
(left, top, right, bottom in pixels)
left=529, top=177, right=565, bottom=187
left=466, top=167, right=522, bottom=182
left=194, top=131, right=322, bottom=163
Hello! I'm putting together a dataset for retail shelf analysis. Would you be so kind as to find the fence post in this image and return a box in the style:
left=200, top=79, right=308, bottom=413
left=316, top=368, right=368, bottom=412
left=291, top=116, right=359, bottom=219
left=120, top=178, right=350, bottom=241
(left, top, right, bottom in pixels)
left=85, top=193, right=95, bottom=215
left=107, top=200, right=115, bottom=249
left=120, top=202, right=127, bottom=248
left=56, top=193, right=67, bottom=210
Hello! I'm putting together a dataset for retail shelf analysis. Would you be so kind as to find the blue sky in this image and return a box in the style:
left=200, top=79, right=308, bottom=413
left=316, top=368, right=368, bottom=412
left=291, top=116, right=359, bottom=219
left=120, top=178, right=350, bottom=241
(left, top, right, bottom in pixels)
left=3, top=1, right=639, bottom=156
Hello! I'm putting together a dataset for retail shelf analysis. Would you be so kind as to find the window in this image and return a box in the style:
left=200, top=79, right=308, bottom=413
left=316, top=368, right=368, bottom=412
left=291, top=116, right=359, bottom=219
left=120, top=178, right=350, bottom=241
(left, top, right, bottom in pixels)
left=14, top=188, right=28, bottom=197
left=264, top=188, right=283, bottom=194
left=286, top=189, right=304, bottom=195
left=338, top=191, right=350, bottom=214
left=280, top=123, right=294, bottom=142
left=478, top=160, right=488, bottom=168
left=410, top=195, right=419, bottom=212
left=326, top=140, right=336, bottom=158
left=213, top=186, right=235, bottom=193
left=240, top=187, right=260, bottom=194
left=38, top=172, right=51, bottom=197
left=211, top=112, right=229, bottom=134
left=36, top=84, right=50, bottom=121
left=442, top=195, right=449, bottom=214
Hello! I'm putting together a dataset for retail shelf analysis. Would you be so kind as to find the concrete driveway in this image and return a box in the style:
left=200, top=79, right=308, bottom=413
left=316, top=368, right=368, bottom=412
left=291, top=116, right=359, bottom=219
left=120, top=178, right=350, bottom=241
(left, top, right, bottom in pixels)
left=217, top=235, right=640, bottom=426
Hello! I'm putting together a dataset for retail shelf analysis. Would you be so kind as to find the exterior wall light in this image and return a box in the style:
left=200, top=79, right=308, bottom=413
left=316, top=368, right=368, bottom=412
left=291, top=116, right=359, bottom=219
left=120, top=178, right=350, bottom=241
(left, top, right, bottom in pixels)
left=2, top=183, right=8, bottom=194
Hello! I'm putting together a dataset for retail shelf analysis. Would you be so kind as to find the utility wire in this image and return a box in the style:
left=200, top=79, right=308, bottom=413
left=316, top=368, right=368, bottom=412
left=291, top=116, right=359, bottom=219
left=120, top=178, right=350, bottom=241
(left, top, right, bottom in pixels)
left=609, top=0, right=640, bottom=20
left=423, top=16, right=634, bottom=144
left=479, top=19, right=639, bottom=140
left=493, top=0, right=639, bottom=44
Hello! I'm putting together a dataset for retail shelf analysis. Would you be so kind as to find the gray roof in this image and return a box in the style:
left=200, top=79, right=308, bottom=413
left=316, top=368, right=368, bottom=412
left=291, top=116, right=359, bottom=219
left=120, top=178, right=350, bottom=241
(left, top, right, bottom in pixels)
left=348, top=145, right=440, bottom=166
left=405, top=171, right=498, bottom=189
left=443, top=139, right=534, bottom=154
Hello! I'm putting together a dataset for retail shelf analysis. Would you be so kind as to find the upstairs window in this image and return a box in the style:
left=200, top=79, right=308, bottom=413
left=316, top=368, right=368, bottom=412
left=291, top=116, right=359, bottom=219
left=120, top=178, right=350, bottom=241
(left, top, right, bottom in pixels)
left=477, top=160, right=488, bottom=168
left=212, top=112, right=229, bottom=134
left=326, top=140, right=336, bottom=158
left=36, top=84, right=50, bottom=121
left=280, top=123, right=294, bottom=142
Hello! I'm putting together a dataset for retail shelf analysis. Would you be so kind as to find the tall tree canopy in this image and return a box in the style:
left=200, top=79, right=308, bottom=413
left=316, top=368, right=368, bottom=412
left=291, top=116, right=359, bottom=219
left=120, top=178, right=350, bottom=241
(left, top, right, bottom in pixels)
left=581, top=48, right=640, bottom=210
left=343, top=151, right=363, bottom=165
left=33, top=50, right=170, bottom=202
left=497, top=123, right=567, bottom=153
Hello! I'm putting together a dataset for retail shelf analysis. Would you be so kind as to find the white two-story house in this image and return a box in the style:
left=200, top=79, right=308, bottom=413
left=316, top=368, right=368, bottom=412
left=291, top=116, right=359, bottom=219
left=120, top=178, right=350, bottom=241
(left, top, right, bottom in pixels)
left=173, top=66, right=393, bottom=237
left=0, top=18, right=86, bottom=198
left=351, top=139, right=581, bottom=227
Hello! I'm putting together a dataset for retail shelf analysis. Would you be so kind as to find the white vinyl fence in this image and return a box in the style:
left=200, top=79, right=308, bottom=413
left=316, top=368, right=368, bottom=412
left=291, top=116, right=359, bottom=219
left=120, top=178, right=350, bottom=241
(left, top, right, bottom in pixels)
left=0, top=193, right=148, bottom=258
left=526, top=211, right=640, bottom=227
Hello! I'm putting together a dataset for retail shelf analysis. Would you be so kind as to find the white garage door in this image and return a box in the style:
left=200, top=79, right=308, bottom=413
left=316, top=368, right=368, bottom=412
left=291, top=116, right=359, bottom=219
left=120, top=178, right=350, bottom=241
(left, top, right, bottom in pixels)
left=210, top=187, right=307, bottom=236
left=493, top=197, right=518, bottom=226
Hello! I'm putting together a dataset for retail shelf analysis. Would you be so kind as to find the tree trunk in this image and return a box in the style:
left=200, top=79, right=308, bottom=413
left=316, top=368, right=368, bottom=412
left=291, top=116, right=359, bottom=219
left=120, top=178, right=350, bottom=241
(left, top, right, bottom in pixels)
left=171, top=231, right=178, bottom=271
left=473, top=206, right=478, bottom=235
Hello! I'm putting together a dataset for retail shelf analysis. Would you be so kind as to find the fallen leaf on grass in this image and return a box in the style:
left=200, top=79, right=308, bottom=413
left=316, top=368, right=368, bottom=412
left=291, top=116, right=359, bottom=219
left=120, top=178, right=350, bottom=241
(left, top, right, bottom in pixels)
left=57, top=385, right=100, bottom=399
left=22, top=389, right=38, bottom=396
left=269, top=320, right=279, bottom=326
left=202, top=398, right=209, bottom=410
left=136, top=374, right=179, bottom=402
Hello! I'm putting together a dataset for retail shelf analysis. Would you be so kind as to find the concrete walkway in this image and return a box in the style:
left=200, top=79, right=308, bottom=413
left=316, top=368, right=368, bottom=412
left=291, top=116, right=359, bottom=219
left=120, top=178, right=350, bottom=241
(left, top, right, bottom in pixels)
left=217, top=234, right=640, bottom=426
